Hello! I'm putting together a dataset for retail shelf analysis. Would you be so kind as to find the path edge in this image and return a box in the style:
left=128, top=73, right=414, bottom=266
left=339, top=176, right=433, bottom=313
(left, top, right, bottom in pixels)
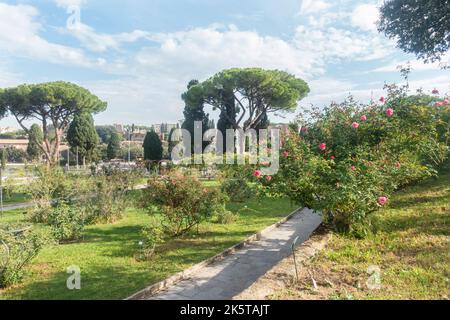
left=126, top=206, right=308, bottom=300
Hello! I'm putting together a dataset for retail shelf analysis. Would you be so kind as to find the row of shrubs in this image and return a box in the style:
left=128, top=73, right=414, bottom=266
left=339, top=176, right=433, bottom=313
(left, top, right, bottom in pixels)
left=0, top=165, right=141, bottom=288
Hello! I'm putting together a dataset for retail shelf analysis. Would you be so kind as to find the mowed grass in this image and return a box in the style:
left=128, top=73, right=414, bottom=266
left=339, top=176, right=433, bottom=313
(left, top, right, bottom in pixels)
left=0, top=195, right=295, bottom=300
left=271, top=167, right=450, bottom=300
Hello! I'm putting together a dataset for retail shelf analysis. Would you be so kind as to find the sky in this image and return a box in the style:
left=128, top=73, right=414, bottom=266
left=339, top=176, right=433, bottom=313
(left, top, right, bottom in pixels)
left=0, top=0, right=449, bottom=128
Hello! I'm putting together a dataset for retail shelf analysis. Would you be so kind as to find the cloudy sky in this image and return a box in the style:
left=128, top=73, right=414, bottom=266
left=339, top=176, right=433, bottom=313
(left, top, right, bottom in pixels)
left=0, top=0, right=448, bottom=127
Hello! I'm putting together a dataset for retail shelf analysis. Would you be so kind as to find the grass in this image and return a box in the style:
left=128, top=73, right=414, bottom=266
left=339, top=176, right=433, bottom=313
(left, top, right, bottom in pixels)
left=2, top=193, right=30, bottom=205
left=0, top=195, right=295, bottom=300
left=271, top=167, right=450, bottom=300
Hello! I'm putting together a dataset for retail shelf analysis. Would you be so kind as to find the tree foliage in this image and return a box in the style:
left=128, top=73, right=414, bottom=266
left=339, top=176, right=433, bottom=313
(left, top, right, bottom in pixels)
left=183, top=68, right=310, bottom=131
left=378, top=0, right=450, bottom=63
left=27, top=124, right=44, bottom=161
left=0, top=81, right=107, bottom=166
left=143, top=131, right=163, bottom=161
left=181, top=80, right=211, bottom=151
left=67, top=113, right=100, bottom=163
left=106, top=130, right=122, bottom=160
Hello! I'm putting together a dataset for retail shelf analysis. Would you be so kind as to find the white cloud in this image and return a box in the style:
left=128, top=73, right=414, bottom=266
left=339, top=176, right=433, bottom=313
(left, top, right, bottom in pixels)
left=54, top=0, right=86, bottom=9
left=0, top=3, right=94, bottom=67
left=372, top=55, right=450, bottom=72
left=351, top=4, right=380, bottom=32
left=299, top=0, right=332, bottom=15
left=62, top=23, right=152, bottom=52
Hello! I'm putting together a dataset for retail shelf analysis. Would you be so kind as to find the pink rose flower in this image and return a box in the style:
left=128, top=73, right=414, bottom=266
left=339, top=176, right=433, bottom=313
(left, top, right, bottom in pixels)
left=266, top=176, right=273, bottom=182
left=436, top=101, right=444, bottom=107
left=379, top=96, right=386, bottom=103
left=386, top=108, right=394, bottom=117
left=351, top=166, right=357, bottom=172
left=443, top=99, right=449, bottom=105
left=378, top=197, right=388, bottom=206
left=253, top=170, right=262, bottom=178
left=352, top=122, right=360, bottom=129
left=331, top=156, right=335, bottom=160
left=432, top=88, right=439, bottom=95
left=282, top=151, right=289, bottom=158
left=319, top=143, right=327, bottom=151
left=360, top=115, right=367, bottom=122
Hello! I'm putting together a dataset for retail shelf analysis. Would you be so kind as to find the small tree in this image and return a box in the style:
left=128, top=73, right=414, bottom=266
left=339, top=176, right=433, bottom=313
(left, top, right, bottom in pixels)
left=27, top=124, right=43, bottom=161
left=143, top=131, right=163, bottom=161
left=67, top=113, right=100, bottom=164
left=106, top=130, right=122, bottom=160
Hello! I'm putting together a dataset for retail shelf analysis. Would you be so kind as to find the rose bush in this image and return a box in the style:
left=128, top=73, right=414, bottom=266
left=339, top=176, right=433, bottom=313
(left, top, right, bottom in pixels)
left=141, top=170, right=228, bottom=237
left=262, top=86, right=449, bottom=237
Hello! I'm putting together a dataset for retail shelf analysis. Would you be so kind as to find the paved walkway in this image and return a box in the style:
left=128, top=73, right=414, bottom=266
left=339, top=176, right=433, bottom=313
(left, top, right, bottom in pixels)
left=144, top=208, right=322, bottom=300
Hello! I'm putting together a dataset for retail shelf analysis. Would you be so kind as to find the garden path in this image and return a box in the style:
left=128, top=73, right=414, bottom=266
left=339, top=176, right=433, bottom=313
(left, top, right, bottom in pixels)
left=140, top=208, right=322, bottom=300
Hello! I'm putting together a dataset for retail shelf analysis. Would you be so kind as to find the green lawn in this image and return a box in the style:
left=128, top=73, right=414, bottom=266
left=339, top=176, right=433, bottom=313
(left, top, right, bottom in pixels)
left=0, top=196, right=295, bottom=300
left=3, top=193, right=30, bottom=205
left=271, top=167, right=450, bottom=300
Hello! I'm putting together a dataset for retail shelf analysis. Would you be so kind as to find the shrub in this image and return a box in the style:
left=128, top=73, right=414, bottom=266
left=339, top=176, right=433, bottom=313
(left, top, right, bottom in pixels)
left=221, top=177, right=253, bottom=202
left=216, top=208, right=238, bottom=224
left=135, top=219, right=165, bottom=261
left=86, top=168, right=140, bottom=223
left=142, top=171, right=226, bottom=237
left=263, top=85, right=448, bottom=236
left=0, top=229, right=48, bottom=288
left=26, top=166, right=83, bottom=223
left=48, top=203, right=85, bottom=243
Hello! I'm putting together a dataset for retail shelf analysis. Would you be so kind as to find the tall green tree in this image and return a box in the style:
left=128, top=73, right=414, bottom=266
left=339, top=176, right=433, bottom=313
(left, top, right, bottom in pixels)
left=0, top=82, right=107, bottom=166
left=181, top=80, right=211, bottom=151
left=96, top=125, right=119, bottom=144
left=107, top=130, right=122, bottom=160
left=27, top=124, right=44, bottom=161
left=67, top=113, right=100, bottom=164
left=378, top=0, right=450, bottom=63
left=183, top=68, right=310, bottom=131
left=143, top=131, right=163, bottom=161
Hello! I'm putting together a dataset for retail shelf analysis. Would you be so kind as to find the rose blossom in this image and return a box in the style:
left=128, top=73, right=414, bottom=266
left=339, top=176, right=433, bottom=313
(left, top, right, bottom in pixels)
left=266, top=176, right=273, bottom=182
left=360, top=115, right=367, bottom=121
left=319, top=143, right=327, bottom=151
left=378, top=197, right=388, bottom=206
left=282, top=151, right=289, bottom=158
left=432, top=88, right=439, bottom=95
left=386, top=108, right=394, bottom=117
left=379, top=96, right=386, bottom=103
left=253, top=170, right=262, bottom=178
left=352, top=122, right=360, bottom=129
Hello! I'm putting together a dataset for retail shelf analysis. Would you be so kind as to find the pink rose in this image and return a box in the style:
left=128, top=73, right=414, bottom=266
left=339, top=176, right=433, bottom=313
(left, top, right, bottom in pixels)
left=352, top=122, right=360, bottom=129
left=331, top=156, right=335, bottom=160
left=443, top=99, right=449, bottom=105
left=379, top=96, right=386, bottom=103
left=253, top=170, right=262, bottom=178
left=386, top=108, right=394, bottom=117
left=360, top=115, right=367, bottom=122
left=436, top=101, right=444, bottom=107
left=319, top=143, right=327, bottom=151
left=351, top=166, right=357, bottom=172
left=282, top=151, right=289, bottom=158
left=266, top=176, right=273, bottom=182
left=378, top=196, right=388, bottom=206
left=301, top=127, right=308, bottom=133
left=432, top=88, right=439, bottom=95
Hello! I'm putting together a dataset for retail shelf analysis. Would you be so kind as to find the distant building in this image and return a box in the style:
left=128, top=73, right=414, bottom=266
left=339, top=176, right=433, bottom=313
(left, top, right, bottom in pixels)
left=0, top=139, right=69, bottom=152
left=0, top=127, right=19, bottom=134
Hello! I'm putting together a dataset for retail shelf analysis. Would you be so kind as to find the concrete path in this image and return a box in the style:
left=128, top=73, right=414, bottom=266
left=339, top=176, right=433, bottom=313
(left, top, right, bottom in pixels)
left=2, top=202, right=34, bottom=211
left=144, top=208, right=322, bottom=300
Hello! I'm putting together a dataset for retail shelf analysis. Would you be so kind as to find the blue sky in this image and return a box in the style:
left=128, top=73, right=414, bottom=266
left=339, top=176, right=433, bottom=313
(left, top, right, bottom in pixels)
left=0, top=0, right=449, bottom=128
